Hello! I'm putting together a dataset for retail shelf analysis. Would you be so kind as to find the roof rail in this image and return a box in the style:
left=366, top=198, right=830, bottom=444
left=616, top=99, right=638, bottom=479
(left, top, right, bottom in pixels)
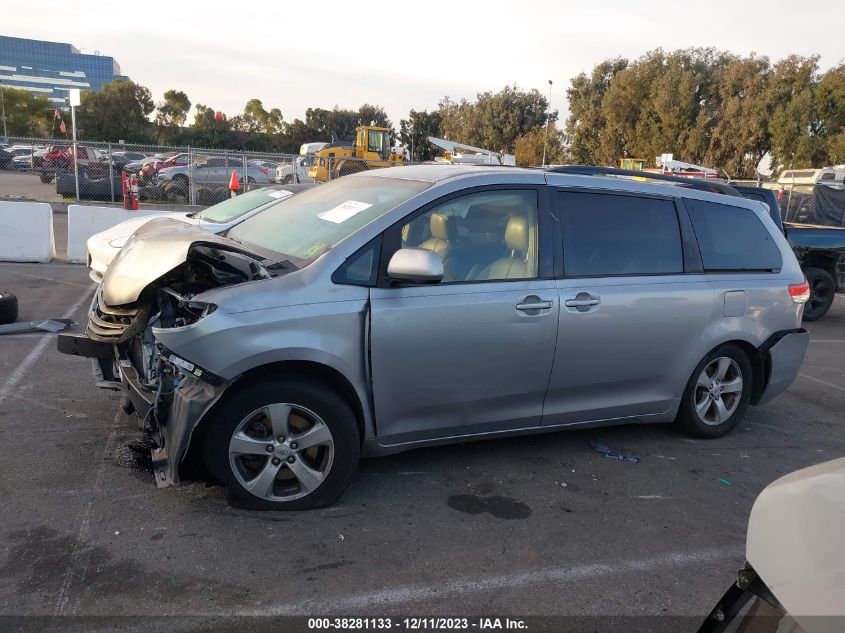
left=546, top=165, right=742, bottom=197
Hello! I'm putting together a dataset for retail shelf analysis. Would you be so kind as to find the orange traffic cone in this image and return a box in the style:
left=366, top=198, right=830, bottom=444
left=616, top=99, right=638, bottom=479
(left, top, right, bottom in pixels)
left=228, top=170, right=240, bottom=197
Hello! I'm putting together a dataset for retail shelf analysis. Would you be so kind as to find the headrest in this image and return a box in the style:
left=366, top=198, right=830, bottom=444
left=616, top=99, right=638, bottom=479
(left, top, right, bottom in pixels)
left=464, top=205, right=501, bottom=233
left=505, top=215, right=529, bottom=252
left=429, top=213, right=452, bottom=240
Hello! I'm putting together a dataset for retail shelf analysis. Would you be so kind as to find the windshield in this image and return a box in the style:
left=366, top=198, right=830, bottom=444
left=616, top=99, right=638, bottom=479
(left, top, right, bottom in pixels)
left=190, top=187, right=290, bottom=224
left=227, top=175, right=430, bottom=259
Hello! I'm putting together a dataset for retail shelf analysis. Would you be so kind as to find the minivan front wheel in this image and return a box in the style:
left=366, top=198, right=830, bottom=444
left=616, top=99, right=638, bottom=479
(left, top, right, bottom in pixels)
left=204, top=378, right=360, bottom=510
left=676, top=344, right=752, bottom=438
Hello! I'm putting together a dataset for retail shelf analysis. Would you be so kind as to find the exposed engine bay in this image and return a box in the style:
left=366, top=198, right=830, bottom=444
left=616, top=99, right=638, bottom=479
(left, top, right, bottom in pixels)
left=63, top=241, right=277, bottom=486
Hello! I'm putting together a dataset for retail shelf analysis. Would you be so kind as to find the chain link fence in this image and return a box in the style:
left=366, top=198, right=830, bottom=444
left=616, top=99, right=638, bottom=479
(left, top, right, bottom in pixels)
left=0, top=136, right=410, bottom=207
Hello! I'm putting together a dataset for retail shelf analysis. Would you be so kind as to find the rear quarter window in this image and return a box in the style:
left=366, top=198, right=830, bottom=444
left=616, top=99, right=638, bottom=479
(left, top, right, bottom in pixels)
left=685, top=199, right=782, bottom=272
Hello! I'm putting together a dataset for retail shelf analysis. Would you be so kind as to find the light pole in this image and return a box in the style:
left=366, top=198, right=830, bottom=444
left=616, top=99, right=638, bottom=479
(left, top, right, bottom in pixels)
left=69, top=89, right=81, bottom=201
left=542, top=79, right=553, bottom=167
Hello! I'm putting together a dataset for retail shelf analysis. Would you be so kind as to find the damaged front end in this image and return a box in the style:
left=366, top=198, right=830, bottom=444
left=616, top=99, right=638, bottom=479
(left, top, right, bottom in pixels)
left=59, top=218, right=278, bottom=486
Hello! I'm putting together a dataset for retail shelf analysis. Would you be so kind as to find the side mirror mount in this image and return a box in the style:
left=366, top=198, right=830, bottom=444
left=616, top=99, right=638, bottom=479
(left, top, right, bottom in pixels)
left=387, top=248, right=444, bottom=284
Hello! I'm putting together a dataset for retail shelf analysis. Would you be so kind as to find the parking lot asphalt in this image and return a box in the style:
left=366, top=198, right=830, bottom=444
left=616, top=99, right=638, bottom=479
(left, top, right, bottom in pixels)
left=1, top=262, right=844, bottom=626
left=0, top=172, right=63, bottom=202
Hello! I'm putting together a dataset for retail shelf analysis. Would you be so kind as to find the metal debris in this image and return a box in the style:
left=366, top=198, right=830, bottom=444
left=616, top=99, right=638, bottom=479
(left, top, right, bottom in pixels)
left=0, top=318, right=75, bottom=335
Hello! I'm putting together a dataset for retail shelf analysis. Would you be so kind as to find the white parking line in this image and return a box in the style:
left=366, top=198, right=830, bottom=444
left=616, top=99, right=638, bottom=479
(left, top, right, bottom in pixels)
left=0, top=283, right=95, bottom=408
left=241, top=547, right=741, bottom=615
left=798, top=372, right=845, bottom=393
left=809, top=339, right=845, bottom=343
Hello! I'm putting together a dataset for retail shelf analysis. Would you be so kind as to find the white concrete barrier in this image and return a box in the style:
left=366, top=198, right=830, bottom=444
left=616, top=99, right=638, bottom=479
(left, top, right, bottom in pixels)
left=0, top=201, right=55, bottom=263
left=66, top=205, right=179, bottom=264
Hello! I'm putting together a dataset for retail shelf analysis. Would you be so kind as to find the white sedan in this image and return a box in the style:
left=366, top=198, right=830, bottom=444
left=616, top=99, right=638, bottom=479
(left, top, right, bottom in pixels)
left=86, top=184, right=315, bottom=283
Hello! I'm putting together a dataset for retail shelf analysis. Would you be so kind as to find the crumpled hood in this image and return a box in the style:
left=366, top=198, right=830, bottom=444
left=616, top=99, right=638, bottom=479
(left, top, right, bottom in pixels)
left=92, top=212, right=193, bottom=242
left=101, top=217, right=266, bottom=306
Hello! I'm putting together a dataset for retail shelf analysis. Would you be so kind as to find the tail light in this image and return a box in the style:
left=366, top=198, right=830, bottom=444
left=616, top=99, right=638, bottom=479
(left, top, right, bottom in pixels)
left=789, top=279, right=810, bottom=303
left=260, top=166, right=269, bottom=174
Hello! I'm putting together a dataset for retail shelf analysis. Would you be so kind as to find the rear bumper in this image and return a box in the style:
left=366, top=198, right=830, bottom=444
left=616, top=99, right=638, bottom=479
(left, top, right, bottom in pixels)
left=756, top=329, right=810, bottom=406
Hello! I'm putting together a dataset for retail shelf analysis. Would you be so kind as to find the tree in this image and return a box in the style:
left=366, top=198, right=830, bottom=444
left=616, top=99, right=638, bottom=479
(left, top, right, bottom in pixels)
left=0, top=86, right=52, bottom=136
left=564, top=58, right=628, bottom=164
left=398, top=109, right=442, bottom=161
left=76, top=80, right=154, bottom=142
left=767, top=55, right=825, bottom=172
left=153, top=89, right=191, bottom=143
left=815, top=63, right=845, bottom=164
left=513, top=124, right=565, bottom=166
left=438, top=86, right=554, bottom=153
left=231, top=98, right=284, bottom=135
left=155, top=89, right=191, bottom=127
left=191, top=103, right=230, bottom=147
left=357, top=103, right=392, bottom=129
left=707, top=54, right=772, bottom=178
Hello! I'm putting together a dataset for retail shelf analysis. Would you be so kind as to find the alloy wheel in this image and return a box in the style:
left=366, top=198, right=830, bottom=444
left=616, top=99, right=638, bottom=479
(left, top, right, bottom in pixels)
left=694, top=357, right=743, bottom=426
left=228, top=403, right=334, bottom=501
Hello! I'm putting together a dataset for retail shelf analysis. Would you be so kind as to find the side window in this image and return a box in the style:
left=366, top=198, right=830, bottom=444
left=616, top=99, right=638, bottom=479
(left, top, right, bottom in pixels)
left=398, top=190, right=539, bottom=282
left=685, top=199, right=782, bottom=271
left=557, top=191, right=683, bottom=277
left=332, top=237, right=381, bottom=287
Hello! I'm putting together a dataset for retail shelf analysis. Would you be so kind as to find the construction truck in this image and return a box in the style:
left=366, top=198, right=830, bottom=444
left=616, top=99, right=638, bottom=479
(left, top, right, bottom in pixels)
left=308, top=126, right=406, bottom=182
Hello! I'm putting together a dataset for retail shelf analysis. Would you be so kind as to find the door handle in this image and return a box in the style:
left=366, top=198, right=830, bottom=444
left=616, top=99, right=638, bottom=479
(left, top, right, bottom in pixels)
left=516, top=300, right=553, bottom=311
left=564, top=298, right=600, bottom=308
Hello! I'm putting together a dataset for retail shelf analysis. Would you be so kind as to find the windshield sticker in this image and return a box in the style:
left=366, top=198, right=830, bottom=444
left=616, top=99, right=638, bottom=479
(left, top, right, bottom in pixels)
left=317, top=200, right=373, bottom=224
left=268, top=189, right=293, bottom=199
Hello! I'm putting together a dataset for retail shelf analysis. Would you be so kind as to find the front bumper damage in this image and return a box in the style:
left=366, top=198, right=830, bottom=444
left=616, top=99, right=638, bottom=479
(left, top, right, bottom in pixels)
left=58, top=331, right=227, bottom=487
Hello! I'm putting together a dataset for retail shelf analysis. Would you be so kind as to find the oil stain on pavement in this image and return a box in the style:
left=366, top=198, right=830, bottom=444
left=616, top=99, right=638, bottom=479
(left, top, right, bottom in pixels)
left=447, top=494, right=532, bottom=519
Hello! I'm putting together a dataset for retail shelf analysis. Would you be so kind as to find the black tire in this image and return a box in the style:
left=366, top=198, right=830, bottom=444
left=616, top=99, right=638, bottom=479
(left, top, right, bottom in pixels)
left=40, top=173, right=54, bottom=184
left=170, top=174, right=189, bottom=189
left=282, top=174, right=297, bottom=185
left=195, top=186, right=214, bottom=206
left=675, top=343, right=752, bottom=439
left=0, top=291, right=18, bottom=325
left=203, top=377, right=360, bottom=510
left=802, top=267, right=836, bottom=321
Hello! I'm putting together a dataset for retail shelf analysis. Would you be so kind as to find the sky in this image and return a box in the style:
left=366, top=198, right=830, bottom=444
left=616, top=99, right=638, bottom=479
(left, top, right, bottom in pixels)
left=4, top=0, right=845, bottom=126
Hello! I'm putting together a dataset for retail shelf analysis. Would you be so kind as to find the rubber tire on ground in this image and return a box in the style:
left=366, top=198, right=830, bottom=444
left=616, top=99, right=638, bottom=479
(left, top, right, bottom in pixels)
left=40, top=173, right=54, bottom=183
left=675, top=343, right=753, bottom=439
left=203, top=377, right=360, bottom=510
left=171, top=174, right=189, bottom=188
left=282, top=174, right=297, bottom=185
left=0, top=291, right=19, bottom=325
left=802, top=267, right=836, bottom=321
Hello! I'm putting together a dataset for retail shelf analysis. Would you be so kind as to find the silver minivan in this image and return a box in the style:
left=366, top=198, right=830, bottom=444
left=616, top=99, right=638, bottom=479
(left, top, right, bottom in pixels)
left=61, top=165, right=811, bottom=509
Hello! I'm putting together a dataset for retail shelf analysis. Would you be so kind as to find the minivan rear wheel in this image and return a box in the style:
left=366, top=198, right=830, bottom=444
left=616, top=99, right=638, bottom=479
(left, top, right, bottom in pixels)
left=676, top=344, right=752, bottom=438
left=204, top=378, right=360, bottom=510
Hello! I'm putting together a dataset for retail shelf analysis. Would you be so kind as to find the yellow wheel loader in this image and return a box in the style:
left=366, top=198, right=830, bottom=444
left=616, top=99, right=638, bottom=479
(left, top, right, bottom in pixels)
left=308, top=126, right=406, bottom=182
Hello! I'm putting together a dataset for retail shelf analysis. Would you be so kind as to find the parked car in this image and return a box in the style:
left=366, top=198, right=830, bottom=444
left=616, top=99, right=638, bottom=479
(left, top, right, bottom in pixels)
left=698, top=457, right=845, bottom=633
left=0, top=148, right=11, bottom=170
left=251, top=160, right=278, bottom=172
left=275, top=155, right=315, bottom=184
left=139, top=152, right=190, bottom=182
left=111, top=151, right=149, bottom=171
left=85, top=183, right=316, bottom=283
left=156, top=156, right=274, bottom=187
left=734, top=184, right=845, bottom=321
left=9, top=147, right=48, bottom=171
left=40, top=145, right=109, bottom=183
left=60, top=165, right=809, bottom=510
